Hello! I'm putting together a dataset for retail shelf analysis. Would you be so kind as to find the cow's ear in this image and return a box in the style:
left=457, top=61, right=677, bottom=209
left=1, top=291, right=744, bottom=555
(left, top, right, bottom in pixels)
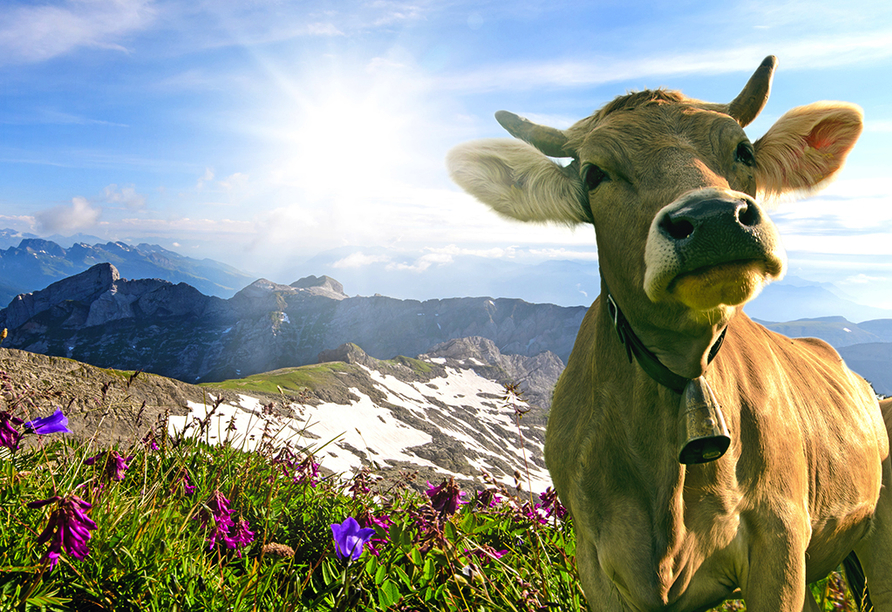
left=754, top=102, right=863, bottom=197
left=447, top=139, right=590, bottom=225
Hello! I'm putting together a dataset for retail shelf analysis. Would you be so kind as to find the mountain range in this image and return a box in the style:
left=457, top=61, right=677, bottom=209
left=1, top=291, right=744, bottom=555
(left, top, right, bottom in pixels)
left=0, top=263, right=585, bottom=385
left=1, top=261, right=889, bottom=395
left=0, top=236, right=253, bottom=305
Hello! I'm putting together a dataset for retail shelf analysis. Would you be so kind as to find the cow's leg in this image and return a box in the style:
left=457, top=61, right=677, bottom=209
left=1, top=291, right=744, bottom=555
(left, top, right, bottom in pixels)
left=801, top=588, right=821, bottom=612
left=575, top=538, right=625, bottom=612
left=740, top=524, right=808, bottom=612
left=853, top=454, right=892, bottom=611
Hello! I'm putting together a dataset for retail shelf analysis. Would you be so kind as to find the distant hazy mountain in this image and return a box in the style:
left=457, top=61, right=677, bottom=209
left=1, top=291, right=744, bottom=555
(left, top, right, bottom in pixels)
left=291, top=247, right=892, bottom=322
left=0, top=235, right=253, bottom=304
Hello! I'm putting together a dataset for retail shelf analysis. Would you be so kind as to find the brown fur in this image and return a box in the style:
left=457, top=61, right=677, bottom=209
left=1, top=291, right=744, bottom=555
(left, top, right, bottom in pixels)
left=447, top=59, right=891, bottom=611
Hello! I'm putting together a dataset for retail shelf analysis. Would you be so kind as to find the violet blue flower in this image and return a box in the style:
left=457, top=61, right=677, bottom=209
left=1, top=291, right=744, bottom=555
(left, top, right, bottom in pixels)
left=330, top=516, right=376, bottom=561
left=27, top=494, right=97, bottom=571
left=23, top=409, right=72, bottom=435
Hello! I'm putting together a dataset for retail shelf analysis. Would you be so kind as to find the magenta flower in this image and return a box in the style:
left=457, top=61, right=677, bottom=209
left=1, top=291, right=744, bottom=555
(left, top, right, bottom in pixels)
left=85, top=450, right=132, bottom=481
left=28, top=494, right=98, bottom=571
left=23, top=409, right=72, bottom=435
left=357, top=510, right=393, bottom=556
left=0, top=411, right=23, bottom=450
left=538, top=487, right=568, bottom=521
left=195, top=490, right=235, bottom=550
left=330, top=517, right=376, bottom=561
left=225, top=518, right=255, bottom=556
left=174, top=470, right=195, bottom=496
left=426, top=478, right=466, bottom=516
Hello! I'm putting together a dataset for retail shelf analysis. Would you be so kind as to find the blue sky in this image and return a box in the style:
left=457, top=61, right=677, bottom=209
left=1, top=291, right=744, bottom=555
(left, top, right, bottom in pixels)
left=1, top=0, right=891, bottom=309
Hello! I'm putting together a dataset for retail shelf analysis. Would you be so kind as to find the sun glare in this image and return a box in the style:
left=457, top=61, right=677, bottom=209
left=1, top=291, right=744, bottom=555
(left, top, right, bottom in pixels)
left=269, top=71, right=416, bottom=202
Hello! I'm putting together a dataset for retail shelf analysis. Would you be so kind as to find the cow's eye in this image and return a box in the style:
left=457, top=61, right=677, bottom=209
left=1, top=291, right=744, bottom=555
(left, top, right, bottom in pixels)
left=735, top=142, right=756, bottom=167
left=582, top=164, right=608, bottom=191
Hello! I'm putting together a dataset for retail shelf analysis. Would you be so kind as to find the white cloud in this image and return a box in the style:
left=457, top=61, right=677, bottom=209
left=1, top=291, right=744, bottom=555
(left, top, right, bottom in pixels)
left=333, top=252, right=392, bottom=269
left=219, top=172, right=248, bottom=191
left=0, top=0, right=156, bottom=65
left=103, top=184, right=146, bottom=210
left=196, top=168, right=215, bottom=189
left=35, top=196, right=102, bottom=233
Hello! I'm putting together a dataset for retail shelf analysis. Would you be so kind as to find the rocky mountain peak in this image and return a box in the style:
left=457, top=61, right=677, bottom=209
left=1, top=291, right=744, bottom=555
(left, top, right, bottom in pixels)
left=291, top=275, right=347, bottom=300
left=3, top=263, right=121, bottom=328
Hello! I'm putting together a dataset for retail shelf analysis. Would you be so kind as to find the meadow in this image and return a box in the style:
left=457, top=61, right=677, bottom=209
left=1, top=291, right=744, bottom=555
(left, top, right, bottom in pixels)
left=0, top=367, right=858, bottom=611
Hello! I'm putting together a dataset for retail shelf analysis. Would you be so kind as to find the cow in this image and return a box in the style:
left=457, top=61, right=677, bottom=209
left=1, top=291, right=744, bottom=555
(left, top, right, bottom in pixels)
left=447, top=56, right=892, bottom=612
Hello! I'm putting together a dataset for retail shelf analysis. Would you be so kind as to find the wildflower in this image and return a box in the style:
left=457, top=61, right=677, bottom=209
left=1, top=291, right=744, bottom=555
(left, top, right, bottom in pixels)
left=85, top=450, right=132, bottom=481
left=538, top=487, right=568, bottom=521
left=330, top=516, right=376, bottom=561
left=0, top=411, right=23, bottom=450
left=141, top=429, right=160, bottom=451
left=294, top=456, right=320, bottom=486
left=23, top=409, right=72, bottom=435
left=173, top=469, right=195, bottom=496
left=2, top=409, right=72, bottom=450
left=195, top=490, right=235, bottom=550
left=426, top=477, right=466, bottom=517
left=357, top=509, right=393, bottom=556
left=224, top=518, right=255, bottom=557
left=28, top=494, right=98, bottom=571
left=475, top=487, right=503, bottom=509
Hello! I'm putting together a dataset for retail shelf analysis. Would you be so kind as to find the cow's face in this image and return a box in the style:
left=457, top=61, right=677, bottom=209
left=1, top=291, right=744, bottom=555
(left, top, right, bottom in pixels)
left=448, top=57, right=862, bottom=333
left=569, top=98, right=785, bottom=327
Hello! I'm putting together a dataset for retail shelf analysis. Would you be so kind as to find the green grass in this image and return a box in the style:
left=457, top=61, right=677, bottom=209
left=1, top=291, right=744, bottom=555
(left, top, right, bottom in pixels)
left=205, top=361, right=357, bottom=394
left=0, top=376, right=862, bottom=611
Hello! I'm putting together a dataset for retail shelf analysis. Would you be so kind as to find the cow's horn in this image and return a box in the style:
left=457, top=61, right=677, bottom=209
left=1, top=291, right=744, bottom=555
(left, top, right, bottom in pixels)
left=727, top=55, right=777, bottom=127
left=495, top=110, right=571, bottom=158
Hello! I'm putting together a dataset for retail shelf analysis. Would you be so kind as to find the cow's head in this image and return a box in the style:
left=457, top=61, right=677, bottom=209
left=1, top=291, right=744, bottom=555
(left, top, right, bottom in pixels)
left=448, top=57, right=862, bottom=354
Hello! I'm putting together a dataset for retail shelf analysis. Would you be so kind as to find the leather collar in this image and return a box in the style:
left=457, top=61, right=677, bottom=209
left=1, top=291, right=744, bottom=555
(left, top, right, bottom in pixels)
left=603, top=289, right=726, bottom=394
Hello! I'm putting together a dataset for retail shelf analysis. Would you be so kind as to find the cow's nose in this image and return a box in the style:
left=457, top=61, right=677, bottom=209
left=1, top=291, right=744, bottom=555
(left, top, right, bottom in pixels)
left=657, top=198, right=762, bottom=243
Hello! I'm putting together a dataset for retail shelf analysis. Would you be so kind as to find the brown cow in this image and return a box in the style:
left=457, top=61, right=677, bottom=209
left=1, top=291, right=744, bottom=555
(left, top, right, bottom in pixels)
left=448, top=56, right=892, bottom=612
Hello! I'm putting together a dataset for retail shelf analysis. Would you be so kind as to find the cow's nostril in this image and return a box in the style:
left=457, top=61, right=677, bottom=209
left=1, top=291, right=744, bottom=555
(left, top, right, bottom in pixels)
left=737, top=202, right=760, bottom=227
left=660, top=215, right=695, bottom=241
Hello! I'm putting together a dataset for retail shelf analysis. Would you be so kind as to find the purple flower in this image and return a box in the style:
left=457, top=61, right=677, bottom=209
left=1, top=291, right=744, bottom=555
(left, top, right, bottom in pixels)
left=475, top=488, right=503, bottom=508
left=357, top=510, right=393, bottom=557
left=2, top=409, right=72, bottom=450
left=426, top=478, right=466, bottom=516
left=195, top=490, right=239, bottom=550
left=28, top=494, right=98, bottom=571
left=23, top=409, right=72, bottom=435
left=174, top=470, right=195, bottom=496
left=0, top=411, right=24, bottom=450
left=538, top=487, right=568, bottom=521
left=85, top=450, right=132, bottom=481
left=330, top=516, right=376, bottom=561
left=224, top=518, right=255, bottom=557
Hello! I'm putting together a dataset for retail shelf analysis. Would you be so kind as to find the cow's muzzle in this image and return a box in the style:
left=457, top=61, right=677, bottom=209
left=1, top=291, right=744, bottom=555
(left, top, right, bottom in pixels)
left=643, top=188, right=786, bottom=308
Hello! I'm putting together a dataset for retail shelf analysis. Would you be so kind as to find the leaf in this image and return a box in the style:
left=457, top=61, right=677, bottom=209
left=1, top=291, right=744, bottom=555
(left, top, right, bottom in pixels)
left=374, top=563, right=387, bottom=586
left=391, top=564, right=412, bottom=589
left=377, top=579, right=401, bottom=608
left=408, top=547, right=423, bottom=566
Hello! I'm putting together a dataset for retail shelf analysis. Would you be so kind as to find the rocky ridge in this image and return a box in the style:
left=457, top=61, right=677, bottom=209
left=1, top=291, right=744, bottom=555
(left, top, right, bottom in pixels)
left=0, top=336, right=561, bottom=491
left=0, top=263, right=585, bottom=384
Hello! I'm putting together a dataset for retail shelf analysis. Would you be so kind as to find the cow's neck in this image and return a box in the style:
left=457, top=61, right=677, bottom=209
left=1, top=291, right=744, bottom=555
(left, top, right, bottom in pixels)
left=601, top=281, right=727, bottom=390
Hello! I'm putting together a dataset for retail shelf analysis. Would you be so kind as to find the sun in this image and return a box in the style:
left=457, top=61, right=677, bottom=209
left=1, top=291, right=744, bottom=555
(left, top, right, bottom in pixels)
left=267, top=67, right=416, bottom=202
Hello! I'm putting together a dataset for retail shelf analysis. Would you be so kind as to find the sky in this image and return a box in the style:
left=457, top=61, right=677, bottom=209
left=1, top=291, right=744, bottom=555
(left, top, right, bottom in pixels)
left=1, top=0, right=891, bottom=310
